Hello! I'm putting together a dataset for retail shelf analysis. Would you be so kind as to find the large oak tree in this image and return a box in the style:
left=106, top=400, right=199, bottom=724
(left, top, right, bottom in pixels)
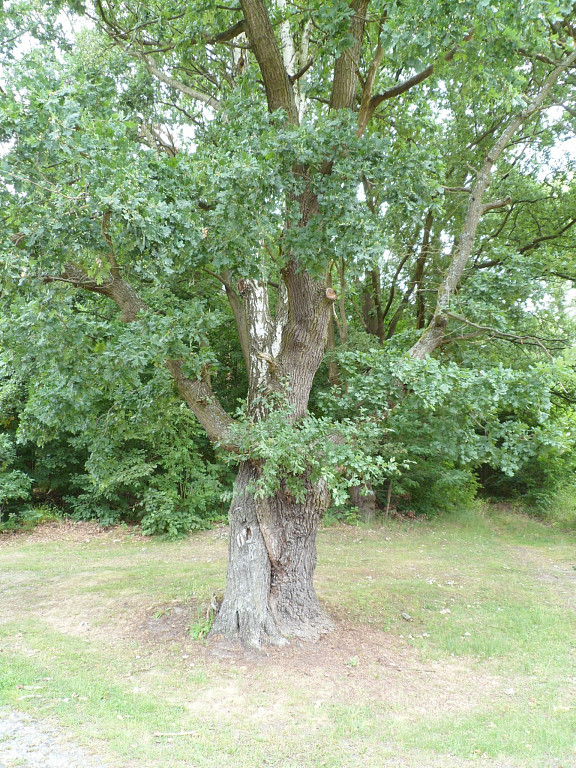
left=2, top=0, right=576, bottom=646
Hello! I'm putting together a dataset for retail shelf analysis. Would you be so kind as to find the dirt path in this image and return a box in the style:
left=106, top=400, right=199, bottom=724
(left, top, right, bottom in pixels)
left=0, top=708, right=111, bottom=768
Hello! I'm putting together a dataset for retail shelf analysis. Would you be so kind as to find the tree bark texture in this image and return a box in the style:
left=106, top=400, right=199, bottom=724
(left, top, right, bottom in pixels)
left=329, top=0, right=370, bottom=111
left=239, top=0, right=299, bottom=123
left=209, top=266, right=337, bottom=646
left=349, top=484, right=377, bottom=523
left=277, top=262, right=337, bottom=419
left=209, top=462, right=333, bottom=647
left=210, top=0, right=375, bottom=645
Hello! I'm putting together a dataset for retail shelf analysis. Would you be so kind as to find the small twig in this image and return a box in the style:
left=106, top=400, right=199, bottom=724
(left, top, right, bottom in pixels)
left=385, top=481, right=393, bottom=520
left=442, top=311, right=556, bottom=358
left=153, top=731, right=199, bottom=738
left=289, top=58, right=314, bottom=83
left=201, top=267, right=228, bottom=287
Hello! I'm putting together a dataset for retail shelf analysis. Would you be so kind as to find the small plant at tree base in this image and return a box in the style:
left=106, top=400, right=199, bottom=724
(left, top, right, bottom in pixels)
left=189, top=593, right=222, bottom=641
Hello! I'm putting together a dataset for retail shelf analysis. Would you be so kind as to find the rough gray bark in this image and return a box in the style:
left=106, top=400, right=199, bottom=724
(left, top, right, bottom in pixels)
left=349, top=484, right=377, bottom=523
left=209, top=462, right=333, bottom=647
left=208, top=0, right=370, bottom=645
left=329, top=0, right=370, bottom=111
left=259, top=475, right=333, bottom=637
left=276, top=262, right=337, bottom=419
left=239, top=0, right=299, bottom=123
left=208, top=263, right=338, bottom=646
left=208, top=463, right=286, bottom=648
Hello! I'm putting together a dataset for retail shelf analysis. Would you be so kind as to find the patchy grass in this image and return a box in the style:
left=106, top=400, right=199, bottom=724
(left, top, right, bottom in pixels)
left=1, top=507, right=575, bottom=768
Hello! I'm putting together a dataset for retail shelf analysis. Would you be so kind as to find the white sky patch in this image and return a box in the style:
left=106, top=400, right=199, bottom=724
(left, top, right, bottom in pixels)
left=547, top=134, right=576, bottom=172
left=565, top=288, right=576, bottom=317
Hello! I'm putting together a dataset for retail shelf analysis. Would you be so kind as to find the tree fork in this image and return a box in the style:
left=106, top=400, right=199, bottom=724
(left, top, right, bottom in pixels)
left=409, top=47, right=576, bottom=359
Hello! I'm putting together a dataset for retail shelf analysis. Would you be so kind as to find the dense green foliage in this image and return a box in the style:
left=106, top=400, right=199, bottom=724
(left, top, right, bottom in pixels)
left=1, top=0, right=576, bottom=532
left=323, top=351, right=574, bottom=515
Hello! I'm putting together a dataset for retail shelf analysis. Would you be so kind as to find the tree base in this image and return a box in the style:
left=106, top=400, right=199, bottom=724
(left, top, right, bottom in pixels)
left=208, top=601, right=334, bottom=649
left=207, top=462, right=333, bottom=649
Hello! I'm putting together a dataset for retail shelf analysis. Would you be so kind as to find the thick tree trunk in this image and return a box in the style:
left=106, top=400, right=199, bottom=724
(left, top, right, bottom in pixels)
left=349, top=484, right=377, bottom=523
left=208, top=462, right=283, bottom=648
left=210, top=261, right=336, bottom=648
left=209, top=462, right=333, bottom=648
left=208, top=0, right=369, bottom=649
left=259, top=474, right=332, bottom=638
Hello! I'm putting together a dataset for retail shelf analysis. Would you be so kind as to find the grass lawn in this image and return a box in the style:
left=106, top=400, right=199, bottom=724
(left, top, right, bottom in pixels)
left=0, top=504, right=575, bottom=768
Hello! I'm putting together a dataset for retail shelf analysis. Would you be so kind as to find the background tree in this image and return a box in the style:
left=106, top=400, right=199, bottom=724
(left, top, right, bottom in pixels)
left=2, top=0, right=576, bottom=647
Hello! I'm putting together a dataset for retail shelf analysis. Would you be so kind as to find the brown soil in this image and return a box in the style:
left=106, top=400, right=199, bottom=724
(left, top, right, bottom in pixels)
left=0, top=518, right=147, bottom=545
left=1, top=520, right=514, bottom=713
left=134, top=594, right=505, bottom=719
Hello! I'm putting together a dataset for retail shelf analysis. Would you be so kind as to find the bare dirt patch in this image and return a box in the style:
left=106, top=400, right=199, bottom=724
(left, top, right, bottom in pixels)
left=508, top=544, right=576, bottom=609
left=0, top=707, right=112, bottom=768
left=139, top=602, right=199, bottom=643
left=1, top=521, right=514, bottom=720
left=134, top=598, right=507, bottom=720
left=0, top=519, right=147, bottom=546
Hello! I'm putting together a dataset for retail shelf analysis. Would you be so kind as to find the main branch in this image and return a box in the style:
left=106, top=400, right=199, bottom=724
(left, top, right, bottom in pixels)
left=43, top=263, right=237, bottom=449
left=240, top=0, right=299, bottom=122
left=409, top=47, right=576, bottom=359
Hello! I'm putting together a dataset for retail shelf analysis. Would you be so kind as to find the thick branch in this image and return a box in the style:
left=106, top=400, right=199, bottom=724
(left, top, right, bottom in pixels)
left=481, top=196, right=511, bottom=215
left=443, top=185, right=471, bottom=194
left=290, top=58, right=314, bottom=83
left=239, top=0, right=298, bottom=122
left=409, top=47, right=576, bottom=360
left=548, top=270, right=576, bottom=282
left=43, top=263, right=145, bottom=322
left=164, top=361, right=236, bottom=445
left=43, top=264, right=236, bottom=448
left=357, top=31, right=384, bottom=137
left=330, top=0, right=370, bottom=111
left=210, top=19, right=247, bottom=44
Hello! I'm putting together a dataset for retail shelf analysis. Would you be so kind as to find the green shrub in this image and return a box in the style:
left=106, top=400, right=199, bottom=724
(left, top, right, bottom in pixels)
left=318, top=350, right=571, bottom=519
left=0, top=434, right=32, bottom=522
